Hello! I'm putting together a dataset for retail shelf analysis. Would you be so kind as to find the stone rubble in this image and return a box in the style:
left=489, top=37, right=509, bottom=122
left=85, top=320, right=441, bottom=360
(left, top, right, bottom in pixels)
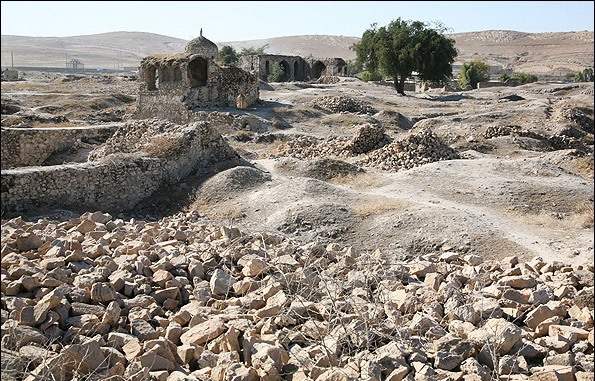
left=308, top=95, right=377, bottom=115
left=274, top=127, right=460, bottom=172
left=1, top=210, right=593, bottom=381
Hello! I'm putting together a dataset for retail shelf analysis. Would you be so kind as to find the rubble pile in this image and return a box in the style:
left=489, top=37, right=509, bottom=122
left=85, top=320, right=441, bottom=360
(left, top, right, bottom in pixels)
left=483, top=124, right=591, bottom=152
left=275, top=127, right=460, bottom=173
left=1, top=211, right=593, bottom=380
left=356, top=129, right=461, bottom=172
left=274, top=135, right=351, bottom=160
left=556, top=108, right=593, bottom=131
left=344, top=124, right=391, bottom=155
left=308, top=95, right=377, bottom=115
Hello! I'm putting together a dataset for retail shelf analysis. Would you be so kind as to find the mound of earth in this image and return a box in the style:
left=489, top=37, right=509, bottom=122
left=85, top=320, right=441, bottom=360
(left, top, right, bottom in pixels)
left=274, top=157, right=365, bottom=181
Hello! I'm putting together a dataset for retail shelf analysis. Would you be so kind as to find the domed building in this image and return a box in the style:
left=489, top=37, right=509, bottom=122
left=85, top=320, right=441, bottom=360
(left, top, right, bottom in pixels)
left=185, top=28, right=219, bottom=59
left=134, top=29, right=259, bottom=123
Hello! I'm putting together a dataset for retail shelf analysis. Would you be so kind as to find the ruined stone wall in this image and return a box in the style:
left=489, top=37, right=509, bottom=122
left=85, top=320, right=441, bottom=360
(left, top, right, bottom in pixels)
left=183, top=66, right=259, bottom=109
left=246, top=55, right=309, bottom=82
left=134, top=57, right=259, bottom=124
left=134, top=88, right=193, bottom=124
left=1, top=121, right=242, bottom=217
left=0, top=125, right=118, bottom=169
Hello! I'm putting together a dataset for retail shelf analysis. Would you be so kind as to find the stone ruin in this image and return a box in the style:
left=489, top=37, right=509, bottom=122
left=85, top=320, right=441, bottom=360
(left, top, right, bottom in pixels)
left=0, top=119, right=245, bottom=218
left=239, top=55, right=348, bottom=82
left=133, top=30, right=259, bottom=124
left=0, top=31, right=284, bottom=218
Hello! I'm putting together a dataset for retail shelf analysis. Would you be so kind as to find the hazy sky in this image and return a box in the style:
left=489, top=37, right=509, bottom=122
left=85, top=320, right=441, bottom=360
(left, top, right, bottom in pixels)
left=1, top=1, right=593, bottom=42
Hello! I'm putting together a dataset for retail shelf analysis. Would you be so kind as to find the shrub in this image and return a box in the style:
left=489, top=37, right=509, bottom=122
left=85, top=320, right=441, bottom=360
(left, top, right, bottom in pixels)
left=356, top=70, right=383, bottom=82
left=458, top=60, right=490, bottom=89
left=267, top=64, right=289, bottom=82
left=499, top=73, right=510, bottom=83
left=510, top=72, right=538, bottom=84
left=573, top=67, right=594, bottom=82
left=142, top=134, right=185, bottom=157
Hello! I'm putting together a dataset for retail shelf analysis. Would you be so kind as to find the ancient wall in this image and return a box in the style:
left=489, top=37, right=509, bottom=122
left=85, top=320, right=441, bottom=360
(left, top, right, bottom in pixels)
left=0, top=121, right=243, bottom=217
left=240, top=55, right=309, bottom=82
left=0, top=125, right=118, bottom=169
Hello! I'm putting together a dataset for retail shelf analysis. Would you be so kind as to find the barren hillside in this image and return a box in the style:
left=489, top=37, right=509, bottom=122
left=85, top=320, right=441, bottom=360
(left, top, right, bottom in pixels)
left=2, top=30, right=593, bottom=75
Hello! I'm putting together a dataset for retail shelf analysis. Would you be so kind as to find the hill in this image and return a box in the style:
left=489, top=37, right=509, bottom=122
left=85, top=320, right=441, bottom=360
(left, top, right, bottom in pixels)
left=1, top=30, right=593, bottom=76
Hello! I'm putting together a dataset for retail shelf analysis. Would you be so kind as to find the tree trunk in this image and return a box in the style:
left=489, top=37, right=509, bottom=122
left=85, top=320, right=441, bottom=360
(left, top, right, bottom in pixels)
left=394, top=76, right=406, bottom=95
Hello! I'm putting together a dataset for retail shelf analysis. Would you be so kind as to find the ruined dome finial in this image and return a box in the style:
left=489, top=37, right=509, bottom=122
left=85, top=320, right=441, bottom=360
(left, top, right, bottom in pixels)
left=200, top=28, right=203, bottom=37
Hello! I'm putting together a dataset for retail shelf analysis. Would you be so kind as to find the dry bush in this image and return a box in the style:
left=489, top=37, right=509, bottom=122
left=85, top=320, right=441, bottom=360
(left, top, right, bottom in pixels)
left=575, top=200, right=594, bottom=228
left=349, top=196, right=408, bottom=217
left=142, top=134, right=185, bottom=158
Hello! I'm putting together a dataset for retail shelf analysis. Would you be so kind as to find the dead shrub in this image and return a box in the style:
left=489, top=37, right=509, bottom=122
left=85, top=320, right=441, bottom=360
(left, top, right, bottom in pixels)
left=142, top=134, right=185, bottom=158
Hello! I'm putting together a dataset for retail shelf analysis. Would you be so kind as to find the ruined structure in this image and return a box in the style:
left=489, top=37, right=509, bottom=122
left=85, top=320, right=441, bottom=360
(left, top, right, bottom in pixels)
left=133, top=30, right=259, bottom=123
left=239, top=54, right=310, bottom=82
left=1, top=119, right=244, bottom=216
left=239, top=54, right=350, bottom=82
left=310, top=57, right=349, bottom=79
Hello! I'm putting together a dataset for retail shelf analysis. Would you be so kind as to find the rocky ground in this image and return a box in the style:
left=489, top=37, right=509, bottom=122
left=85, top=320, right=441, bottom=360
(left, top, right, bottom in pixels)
left=1, top=72, right=594, bottom=380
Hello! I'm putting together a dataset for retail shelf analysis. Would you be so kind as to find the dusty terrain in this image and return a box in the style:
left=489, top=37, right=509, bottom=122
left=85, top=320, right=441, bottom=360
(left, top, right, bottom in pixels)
left=1, top=71, right=594, bottom=380
left=1, top=73, right=593, bottom=268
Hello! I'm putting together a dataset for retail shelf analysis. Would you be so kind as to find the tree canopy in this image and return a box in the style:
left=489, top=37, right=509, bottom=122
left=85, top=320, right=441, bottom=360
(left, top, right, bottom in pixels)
left=458, top=60, right=491, bottom=89
left=218, top=45, right=239, bottom=65
left=352, top=18, right=457, bottom=95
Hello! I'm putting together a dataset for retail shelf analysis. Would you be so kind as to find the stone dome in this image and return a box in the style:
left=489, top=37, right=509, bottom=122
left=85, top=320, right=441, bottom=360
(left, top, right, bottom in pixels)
left=185, top=29, right=218, bottom=59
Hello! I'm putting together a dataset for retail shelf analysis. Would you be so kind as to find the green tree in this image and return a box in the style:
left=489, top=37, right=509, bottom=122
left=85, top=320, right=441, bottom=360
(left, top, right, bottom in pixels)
left=458, top=60, right=490, bottom=89
left=357, top=70, right=383, bottom=82
left=510, top=72, right=538, bottom=84
left=267, top=63, right=288, bottom=82
left=574, top=67, right=594, bottom=82
left=218, top=45, right=239, bottom=65
left=352, top=18, right=457, bottom=95
left=499, top=72, right=510, bottom=83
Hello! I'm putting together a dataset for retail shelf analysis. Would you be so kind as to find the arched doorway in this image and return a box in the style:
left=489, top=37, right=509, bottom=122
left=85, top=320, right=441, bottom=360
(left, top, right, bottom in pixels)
left=293, top=61, right=299, bottom=81
left=312, top=61, right=326, bottom=79
left=279, top=60, right=290, bottom=81
left=188, top=57, right=208, bottom=87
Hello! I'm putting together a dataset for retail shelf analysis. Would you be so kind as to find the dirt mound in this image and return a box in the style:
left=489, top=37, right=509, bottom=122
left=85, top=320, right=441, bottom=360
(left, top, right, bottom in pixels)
left=274, top=157, right=365, bottom=181
left=193, top=165, right=272, bottom=204
left=276, top=201, right=358, bottom=241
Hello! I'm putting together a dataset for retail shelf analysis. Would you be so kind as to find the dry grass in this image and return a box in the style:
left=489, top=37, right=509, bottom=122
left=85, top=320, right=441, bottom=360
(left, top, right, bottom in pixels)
left=349, top=196, right=408, bottom=217
left=575, top=200, right=594, bottom=228
left=509, top=200, right=594, bottom=229
left=142, top=135, right=185, bottom=158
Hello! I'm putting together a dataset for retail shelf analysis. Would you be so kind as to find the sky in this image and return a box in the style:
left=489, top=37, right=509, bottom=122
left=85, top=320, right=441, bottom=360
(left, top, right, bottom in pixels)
left=1, top=1, right=594, bottom=42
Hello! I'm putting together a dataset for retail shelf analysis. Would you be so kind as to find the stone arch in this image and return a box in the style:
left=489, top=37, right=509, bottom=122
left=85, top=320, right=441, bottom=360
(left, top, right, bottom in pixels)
left=265, top=60, right=271, bottom=76
left=159, top=65, right=173, bottom=84
left=312, top=61, right=326, bottom=79
left=188, top=56, right=208, bottom=88
left=173, top=65, right=183, bottom=82
left=293, top=61, right=299, bottom=80
left=279, top=60, right=290, bottom=80
left=145, top=65, right=158, bottom=90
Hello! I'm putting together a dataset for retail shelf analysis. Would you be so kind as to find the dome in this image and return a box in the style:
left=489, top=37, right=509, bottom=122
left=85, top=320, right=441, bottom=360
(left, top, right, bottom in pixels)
left=185, top=29, right=218, bottom=59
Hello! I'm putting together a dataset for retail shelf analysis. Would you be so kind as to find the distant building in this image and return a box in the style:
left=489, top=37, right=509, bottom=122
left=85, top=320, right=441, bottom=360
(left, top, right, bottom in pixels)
left=239, top=55, right=350, bottom=82
left=1, top=69, right=19, bottom=81
left=134, top=29, right=259, bottom=123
